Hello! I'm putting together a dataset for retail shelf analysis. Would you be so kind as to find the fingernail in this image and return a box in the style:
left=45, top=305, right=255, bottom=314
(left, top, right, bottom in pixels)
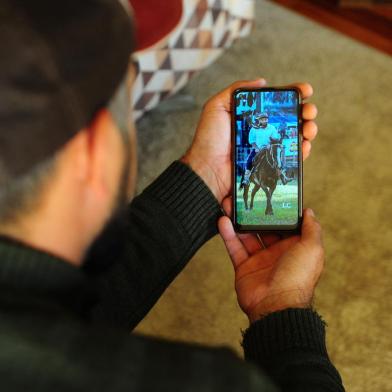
left=253, top=78, right=266, bottom=85
left=307, top=208, right=315, bottom=217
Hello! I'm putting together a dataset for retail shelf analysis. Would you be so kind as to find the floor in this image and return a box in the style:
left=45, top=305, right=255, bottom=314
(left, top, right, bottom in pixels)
left=271, top=0, right=392, bottom=55
left=134, top=1, right=392, bottom=391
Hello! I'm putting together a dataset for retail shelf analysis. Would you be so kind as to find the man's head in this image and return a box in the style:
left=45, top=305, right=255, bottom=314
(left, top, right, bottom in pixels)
left=253, top=112, right=269, bottom=128
left=0, top=0, right=137, bottom=263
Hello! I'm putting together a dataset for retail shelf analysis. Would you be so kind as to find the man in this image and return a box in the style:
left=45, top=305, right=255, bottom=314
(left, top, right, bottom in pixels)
left=0, top=1, right=344, bottom=391
left=243, top=112, right=289, bottom=186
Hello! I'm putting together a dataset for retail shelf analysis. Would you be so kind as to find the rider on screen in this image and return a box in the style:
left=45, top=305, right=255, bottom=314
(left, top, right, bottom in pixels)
left=242, top=111, right=290, bottom=186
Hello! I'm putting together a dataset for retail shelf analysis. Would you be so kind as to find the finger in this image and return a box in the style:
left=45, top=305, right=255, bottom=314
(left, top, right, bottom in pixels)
left=221, top=197, right=279, bottom=253
left=302, top=140, right=312, bottom=161
left=259, top=234, right=281, bottom=247
left=222, top=196, right=232, bottom=217
left=218, top=216, right=249, bottom=268
left=302, top=103, right=318, bottom=120
left=267, top=234, right=301, bottom=255
left=284, top=82, right=313, bottom=100
left=301, top=209, right=325, bottom=279
left=206, top=78, right=267, bottom=112
left=238, top=233, right=263, bottom=254
left=303, top=121, right=318, bottom=141
left=301, top=209, right=323, bottom=244
left=221, top=197, right=263, bottom=254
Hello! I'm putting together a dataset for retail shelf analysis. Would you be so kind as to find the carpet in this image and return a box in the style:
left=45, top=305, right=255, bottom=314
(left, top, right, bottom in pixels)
left=134, top=1, right=392, bottom=391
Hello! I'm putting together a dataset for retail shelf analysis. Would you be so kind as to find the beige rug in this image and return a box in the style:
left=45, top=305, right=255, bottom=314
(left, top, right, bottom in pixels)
left=134, top=1, right=392, bottom=391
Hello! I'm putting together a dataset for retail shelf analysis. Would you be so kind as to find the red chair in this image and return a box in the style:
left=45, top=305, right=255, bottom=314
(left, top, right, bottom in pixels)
left=129, top=0, right=255, bottom=119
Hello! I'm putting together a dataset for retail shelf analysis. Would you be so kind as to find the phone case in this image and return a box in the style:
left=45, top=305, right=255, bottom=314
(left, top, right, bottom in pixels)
left=231, top=87, right=303, bottom=234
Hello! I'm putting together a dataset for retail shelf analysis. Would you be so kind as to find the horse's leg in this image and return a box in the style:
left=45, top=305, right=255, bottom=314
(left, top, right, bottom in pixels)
left=265, top=189, right=273, bottom=215
left=243, top=184, right=249, bottom=210
left=250, top=185, right=260, bottom=210
left=265, top=182, right=277, bottom=215
left=259, top=184, right=270, bottom=215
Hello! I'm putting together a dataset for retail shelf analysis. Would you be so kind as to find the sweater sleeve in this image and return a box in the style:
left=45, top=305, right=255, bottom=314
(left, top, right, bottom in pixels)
left=242, top=308, right=345, bottom=392
left=84, top=161, right=223, bottom=330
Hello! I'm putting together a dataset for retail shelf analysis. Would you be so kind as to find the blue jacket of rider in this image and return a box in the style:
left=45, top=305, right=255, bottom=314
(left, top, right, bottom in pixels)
left=248, top=124, right=280, bottom=149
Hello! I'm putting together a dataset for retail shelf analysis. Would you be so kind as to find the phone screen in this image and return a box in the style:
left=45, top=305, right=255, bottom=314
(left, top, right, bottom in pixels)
left=233, top=88, right=302, bottom=232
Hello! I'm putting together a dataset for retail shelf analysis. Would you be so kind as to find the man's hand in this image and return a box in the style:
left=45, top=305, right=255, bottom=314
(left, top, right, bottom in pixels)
left=251, top=143, right=259, bottom=151
left=218, top=203, right=324, bottom=323
left=181, top=79, right=318, bottom=203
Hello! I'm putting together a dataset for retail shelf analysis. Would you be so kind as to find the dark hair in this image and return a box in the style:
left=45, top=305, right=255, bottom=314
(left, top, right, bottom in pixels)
left=0, top=1, right=136, bottom=228
left=0, top=156, right=56, bottom=226
left=0, top=83, right=133, bottom=227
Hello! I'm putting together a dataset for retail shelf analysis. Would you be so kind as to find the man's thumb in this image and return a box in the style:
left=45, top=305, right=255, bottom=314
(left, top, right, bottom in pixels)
left=301, top=208, right=323, bottom=245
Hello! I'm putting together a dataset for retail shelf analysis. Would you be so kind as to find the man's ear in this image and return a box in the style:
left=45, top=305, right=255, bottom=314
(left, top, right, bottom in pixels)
left=86, top=109, right=123, bottom=199
left=64, top=108, right=122, bottom=202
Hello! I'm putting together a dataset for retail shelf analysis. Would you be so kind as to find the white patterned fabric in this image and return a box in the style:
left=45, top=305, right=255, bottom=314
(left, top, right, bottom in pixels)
left=132, top=0, right=255, bottom=120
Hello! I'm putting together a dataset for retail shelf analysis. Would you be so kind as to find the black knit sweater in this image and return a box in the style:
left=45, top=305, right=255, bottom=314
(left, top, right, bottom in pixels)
left=0, top=161, right=344, bottom=391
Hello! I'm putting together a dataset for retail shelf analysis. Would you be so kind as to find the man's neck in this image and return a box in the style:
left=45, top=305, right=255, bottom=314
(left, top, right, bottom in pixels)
left=0, top=218, right=86, bottom=267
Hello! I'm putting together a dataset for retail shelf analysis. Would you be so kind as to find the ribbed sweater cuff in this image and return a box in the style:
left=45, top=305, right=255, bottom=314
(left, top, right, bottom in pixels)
left=142, top=161, right=223, bottom=245
left=242, top=308, right=328, bottom=364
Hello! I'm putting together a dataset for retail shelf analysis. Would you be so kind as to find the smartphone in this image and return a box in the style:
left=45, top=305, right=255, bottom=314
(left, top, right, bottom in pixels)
left=232, top=87, right=303, bottom=233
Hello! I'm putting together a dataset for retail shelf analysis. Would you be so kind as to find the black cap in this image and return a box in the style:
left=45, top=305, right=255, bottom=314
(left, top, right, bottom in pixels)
left=0, top=0, right=134, bottom=178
